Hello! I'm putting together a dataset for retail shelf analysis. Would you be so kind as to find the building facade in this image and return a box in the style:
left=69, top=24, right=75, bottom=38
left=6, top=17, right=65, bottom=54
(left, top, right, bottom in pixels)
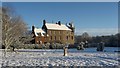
left=32, top=20, right=75, bottom=45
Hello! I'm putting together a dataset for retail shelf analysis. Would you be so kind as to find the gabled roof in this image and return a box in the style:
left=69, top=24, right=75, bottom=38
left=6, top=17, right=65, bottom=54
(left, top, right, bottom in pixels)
left=45, top=23, right=71, bottom=31
left=34, top=28, right=45, bottom=36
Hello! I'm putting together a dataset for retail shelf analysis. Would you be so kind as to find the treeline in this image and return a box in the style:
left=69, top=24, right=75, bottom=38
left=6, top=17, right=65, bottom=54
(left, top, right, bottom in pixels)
left=75, top=32, right=119, bottom=47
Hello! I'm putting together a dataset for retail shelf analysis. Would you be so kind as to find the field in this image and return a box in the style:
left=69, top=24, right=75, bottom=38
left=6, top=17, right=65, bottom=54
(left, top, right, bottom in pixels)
left=0, top=47, right=119, bottom=67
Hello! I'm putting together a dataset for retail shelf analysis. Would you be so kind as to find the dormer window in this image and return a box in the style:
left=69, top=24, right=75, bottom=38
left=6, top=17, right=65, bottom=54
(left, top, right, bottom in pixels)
left=43, top=33, right=45, bottom=35
left=37, top=33, right=41, bottom=36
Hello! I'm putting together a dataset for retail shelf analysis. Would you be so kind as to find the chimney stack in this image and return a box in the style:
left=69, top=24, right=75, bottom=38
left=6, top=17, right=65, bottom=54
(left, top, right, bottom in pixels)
left=32, top=25, right=35, bottom=34
left=58, top=21, right=61, bottom=25
left=43, top=20, right=46, bottom=25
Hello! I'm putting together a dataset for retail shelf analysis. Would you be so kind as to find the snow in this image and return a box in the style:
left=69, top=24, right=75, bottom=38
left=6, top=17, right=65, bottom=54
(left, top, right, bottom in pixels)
left=45, top=23, right=71, bottom=31
left=0, top=47, right=119, bottom=66
left=34, top=28, right=46, bottom=36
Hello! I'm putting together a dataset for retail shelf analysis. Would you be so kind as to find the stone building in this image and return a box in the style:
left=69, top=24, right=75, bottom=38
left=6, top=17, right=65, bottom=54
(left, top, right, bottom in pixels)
left=32, top=20, right=75, bottom=45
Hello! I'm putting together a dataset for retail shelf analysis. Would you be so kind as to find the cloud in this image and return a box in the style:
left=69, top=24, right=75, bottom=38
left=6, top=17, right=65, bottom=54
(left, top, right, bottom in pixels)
left=75, top=28, right=118, bottom=36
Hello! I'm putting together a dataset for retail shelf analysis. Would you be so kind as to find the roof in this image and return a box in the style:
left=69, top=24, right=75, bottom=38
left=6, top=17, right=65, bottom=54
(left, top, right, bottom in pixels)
left=45, top=23, right=71, bottom=31
left=34, top=28, right=45, bottom=36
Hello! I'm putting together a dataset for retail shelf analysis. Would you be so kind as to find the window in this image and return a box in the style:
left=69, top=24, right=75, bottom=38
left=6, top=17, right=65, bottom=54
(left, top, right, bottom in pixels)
left=59, top=36, right=61, bottom=40
left=51, top=31, right=52, bottom=34
left=43, top=33, right=45, bottom=35
left=55, top=36, right=56, bottom=40
left=53, top=31, right=55, bottom=34
left=49, top=31, right=51, bottom=34
left=51, top=36, right=52, bottom=40
left=67, top=31, right=68, bottom=34
left=44, top=37, right=46, bottom=40
left=66, top=36, right=68, bottom=40
left=71, top=36, right=73, bottom=40
left=67, top=31, right=69, bottom=35
left=59, top=31, right=61, bottom=34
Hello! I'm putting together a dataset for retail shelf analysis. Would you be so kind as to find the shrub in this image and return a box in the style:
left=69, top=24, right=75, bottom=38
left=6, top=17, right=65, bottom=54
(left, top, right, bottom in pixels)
left=10, top=43, right=66, bottom=49
left=77, top=45, right=84, bottom=50
left=45, top=43, right=50, bottom=49
left=96, top=42, right=105, bottom=51
left=34, top=44, right=42, bottom=49
left=49, top=43, right=64, bottom=49
left=50, top=43, right=56, bottom=49
left=77, top=46, right=80, bottom=50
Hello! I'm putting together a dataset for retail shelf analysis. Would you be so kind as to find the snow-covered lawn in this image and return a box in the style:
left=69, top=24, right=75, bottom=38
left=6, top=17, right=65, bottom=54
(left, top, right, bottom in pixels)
left=0, top=47, right=120, bottom=66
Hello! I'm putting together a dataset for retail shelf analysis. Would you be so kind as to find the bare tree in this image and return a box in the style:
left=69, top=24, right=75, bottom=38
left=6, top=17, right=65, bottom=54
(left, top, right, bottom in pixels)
left=2, top=6, right=27, bottom=53
left=0, top=7, right=2, bottom=49
left=81, top=32, right=91, bottom=42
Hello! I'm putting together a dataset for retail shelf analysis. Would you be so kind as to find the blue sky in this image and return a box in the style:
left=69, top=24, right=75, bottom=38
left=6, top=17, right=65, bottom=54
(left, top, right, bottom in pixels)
left=2, top=2, right=118, bottom=36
